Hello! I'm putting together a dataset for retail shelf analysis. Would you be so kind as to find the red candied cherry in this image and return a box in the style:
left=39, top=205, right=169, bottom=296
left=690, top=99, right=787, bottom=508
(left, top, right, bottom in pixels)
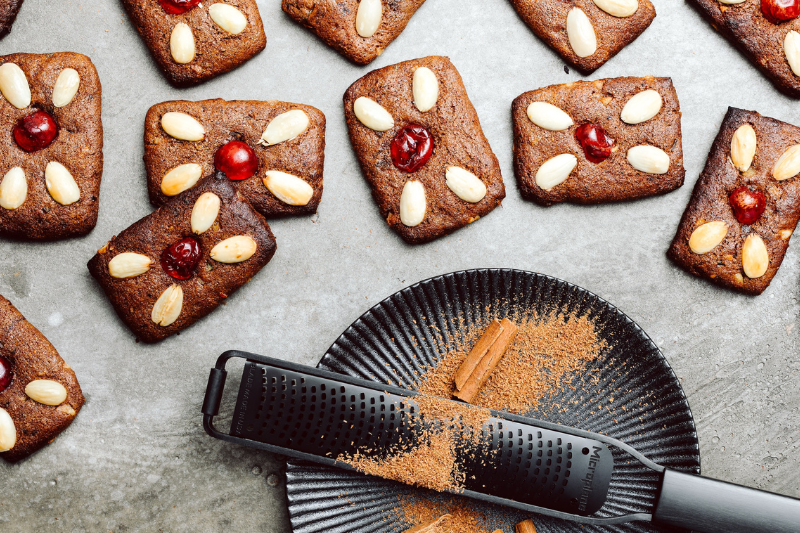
left=575, top=123, right=614, bottom=164
left=214, top=141, right=259, bottom=181
left=159, top=0, right=202, bottom=14
left=761, top=0, right=800, bottom=23
left=729, top=186, right=766, bottom=225
left=390, top=124, right=434, bottom=173
left=0, top=355, right=11, bottom=393
left=160, top=237, right=202, bottom=280
left=14, top=110, right=59, bottom=153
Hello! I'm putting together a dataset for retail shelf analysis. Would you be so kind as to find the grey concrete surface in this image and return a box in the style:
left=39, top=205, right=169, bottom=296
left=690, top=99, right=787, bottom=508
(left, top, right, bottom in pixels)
left=1, top=0, right=799, bottom=531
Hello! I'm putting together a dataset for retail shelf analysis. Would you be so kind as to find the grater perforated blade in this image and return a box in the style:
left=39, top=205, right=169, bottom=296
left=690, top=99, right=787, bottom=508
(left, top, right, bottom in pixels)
left=202, top=351, right=800, bottom=533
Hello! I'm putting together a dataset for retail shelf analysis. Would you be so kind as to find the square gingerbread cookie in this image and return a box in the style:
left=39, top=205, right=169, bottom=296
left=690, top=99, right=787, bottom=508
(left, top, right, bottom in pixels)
left=0, top=52, right=103, bottom=240
left=512, top=76, right=685, bottom=206
left=88, top=177, right=277, bottom=343
left=122, top=0, right=266, bottom=87
left=0, top=295, right=85, bottom=463
left=282, top=0, right=427, bottom=65
left=0, top=0, right=23, bottom=39
left=509, top=0, right=656, bottom=74
left=668, top=107, right=800, bottom=295
left=343, top=56, right=505, bottom=244
left=688, top=0, right=800, bottom=97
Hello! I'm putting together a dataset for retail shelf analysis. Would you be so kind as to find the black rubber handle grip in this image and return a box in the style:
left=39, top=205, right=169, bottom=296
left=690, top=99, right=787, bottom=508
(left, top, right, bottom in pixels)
left=653, top=469, right=800, bottom=533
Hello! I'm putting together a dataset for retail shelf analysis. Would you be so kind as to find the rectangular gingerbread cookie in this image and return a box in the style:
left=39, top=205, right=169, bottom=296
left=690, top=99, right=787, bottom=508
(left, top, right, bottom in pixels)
left=0, top=0, right=23, bottom=39
left=0, top=52, right=103, bottom=240
left=343, top=56, right=505, bottom=244
left=668, top=107, right=800, bottom=295
left=122, top=0, right=266, bottom=87
left=0, top=295, right=84, bottom=463
left=509, top=0, right=656, bottom=74
left=688, top=0, right=800, bottom=97
left=144, top=99, right=325, bottom=218
left=513, top=77, right=684, bottom=206
left=282, top=0, right=427, bottom=65
left=88, top=176, right=277, bottom=343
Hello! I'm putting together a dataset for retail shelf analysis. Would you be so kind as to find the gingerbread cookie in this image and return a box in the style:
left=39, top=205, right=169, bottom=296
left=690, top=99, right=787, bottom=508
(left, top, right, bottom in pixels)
left=88, top=177, right=277, bottom=343
left=0, top=295, right=84, bottom=463
left=0, top=0, right=23, bottom=39
left=668, top=107, right=800, bottom=295
left=282, top=0, right=427, bottom=65
left=122, top=0, right=266, bottom=87
left=513, top=76, right=685, bottom=206
left=144, top=99, right=325, bottom=218
left=0, top=52, right=103, bottom=240
left=509, top=0, right=656, bottom=74
left=343, top=56, right=505, bottom=244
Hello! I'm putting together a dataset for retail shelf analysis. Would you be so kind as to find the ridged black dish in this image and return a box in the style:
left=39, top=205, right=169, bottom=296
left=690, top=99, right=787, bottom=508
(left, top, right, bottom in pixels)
left=285, top=269, right=701, bottom=533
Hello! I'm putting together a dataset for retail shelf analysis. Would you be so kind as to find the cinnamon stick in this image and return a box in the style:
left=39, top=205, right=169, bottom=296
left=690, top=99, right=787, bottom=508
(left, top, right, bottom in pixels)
left=515, top=519, right=537, bottom=533
left=454, top=318, right=518, bottom=403
left=453, top=319, right=504, bottom=391
left=403, top=514, right=452, bottom=533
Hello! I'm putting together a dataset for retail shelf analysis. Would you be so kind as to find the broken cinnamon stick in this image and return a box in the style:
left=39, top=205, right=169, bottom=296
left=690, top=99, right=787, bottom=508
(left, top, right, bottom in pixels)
left=453, top=318, right=518, bottom=403
left=453, top=319, right=504, bottom=391
left=403, top=514, right=452, bottom=533
left=515, top=519, right=537, bottom=533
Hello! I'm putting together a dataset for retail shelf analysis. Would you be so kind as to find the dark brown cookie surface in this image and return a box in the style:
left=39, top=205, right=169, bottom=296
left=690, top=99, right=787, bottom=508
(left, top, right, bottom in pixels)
left=0, top=52, right=103, bottom=241
left=513, top=76, right=684, bottom=206
left=144, top=99, right=325, bottom=218
left=88, top=177, right=277, bottom=343
left=689, top=0, right=800, bottom=97
left=343, top=56, right=505, bottom=244
left=282, top=0, right=426, bottom=65
left=122, top=0, right=266, bottom=87
left=0, top=0, right=23, bottom=39
left=668, top=107, right=800, bottom=295
left=509, top=0, right=655, bottom=74
left=0, top=295, right=84, bottom=463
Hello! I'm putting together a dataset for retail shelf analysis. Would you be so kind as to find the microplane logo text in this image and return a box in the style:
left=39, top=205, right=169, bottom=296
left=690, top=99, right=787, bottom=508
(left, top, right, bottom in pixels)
left=578, top=446, right=603, bottom=512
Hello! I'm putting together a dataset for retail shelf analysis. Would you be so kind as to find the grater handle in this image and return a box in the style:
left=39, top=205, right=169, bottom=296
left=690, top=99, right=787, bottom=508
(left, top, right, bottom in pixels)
left=652, top=469, right=800, bottom=533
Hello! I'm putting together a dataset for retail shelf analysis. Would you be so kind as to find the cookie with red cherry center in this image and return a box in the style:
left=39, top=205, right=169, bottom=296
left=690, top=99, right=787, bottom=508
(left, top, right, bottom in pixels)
left=282, top=0, right=427, bottom=65
left=0, top=295, right=84, bottom=463
left=689, top=0, right=800, bottom=97
left=343, top=56, right=505, bottom=244
left=668, top=107, right=800, bottom=295
left=121, top=0, right=266, bottom=87
left=509, top=0, right=656, bottom=74
left=512, top=76, right=685, bottom=206
left=0, top=52, right=103, bottom=241
left=87, top=176, right=277, bottom=343
left=0, top=0, right=24, bottom=40
left=144, top=99, right=325, bottom=218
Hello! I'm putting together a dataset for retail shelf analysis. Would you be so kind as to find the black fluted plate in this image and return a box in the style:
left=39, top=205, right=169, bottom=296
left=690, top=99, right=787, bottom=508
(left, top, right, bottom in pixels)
left=285, top=269, right=700, bottom=533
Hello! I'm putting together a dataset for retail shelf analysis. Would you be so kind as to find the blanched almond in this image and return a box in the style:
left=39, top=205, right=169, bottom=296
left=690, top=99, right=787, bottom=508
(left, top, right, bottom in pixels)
left=209, top=3, right=247, bottom=35
left=566, top=8, right=597, bottom=58
left=773, top=144, right=800, bottom=181
left=52, top=68, right=80, bottom=107
left=0, top=407, right=15, bottom=452
left=689, top=221, right=728, bottom=254
left=108, top=252, right=152, bottom=279
left=742, top=233, right=768, bottom=279
left=263, top=170, right=314, bottom=206
left=626, top=145, right=670, bottom=174
left=260, top=110, right=309, bottom=146
left=0, top=63, right=30, bottom=109
left=446, top=167, right=487, bottom=203
left=161, top=112, right=205, bottom=141
left=730, top=124, right=756, bottom=172
left=413, top=67, right=439, bottom=112
left=785, top=31, right=800, bottom=76
left=0, top=167, right=27, bottom=210
left=356, top=0, right=382, bottom=38
left=780, top=229, right=793, bottom=240
left=620, top=90, right=662, bottom=124
left=399, top=180, right=426, bottom=227
left=45, top=162, right=80, bottom=205
left=170, top=22, right=196, bottom=64
left=191, top=192, right=221, bottom=234
left=526, top=102, right=574, bottom=131
left=151, top=284, right=183, bottom=327
left=25, top=380, right=67, bottom=406
left=161, top=163, right=203, bottom=196
left=592, top=0, right=638, bottom=17
left=353, top=97, right=394, bottom=131
left=210, top=235, right=257, bottom=263
left=535, top=153, right=577, bottom=191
